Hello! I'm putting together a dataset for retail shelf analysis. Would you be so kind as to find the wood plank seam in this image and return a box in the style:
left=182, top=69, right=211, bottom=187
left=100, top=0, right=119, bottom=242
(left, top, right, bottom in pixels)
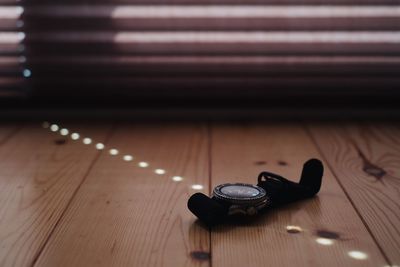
left=30, top=123, right=117, bottom=267
left=303, top=124, right=393, bottom=266
left=207, top=122, right=213, bottom=267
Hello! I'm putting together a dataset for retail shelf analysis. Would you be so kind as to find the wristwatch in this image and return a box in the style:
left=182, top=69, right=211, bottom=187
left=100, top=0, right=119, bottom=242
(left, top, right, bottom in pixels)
left=188, top=158, right=324, bottom=227
left=212, top=183, right=270, bottom=216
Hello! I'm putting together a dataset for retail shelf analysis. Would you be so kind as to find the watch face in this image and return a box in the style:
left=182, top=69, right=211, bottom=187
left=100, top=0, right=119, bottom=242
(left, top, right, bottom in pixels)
left=220, top=185, right=260, bottom=198
left=213, top=183, right=269, bottom=212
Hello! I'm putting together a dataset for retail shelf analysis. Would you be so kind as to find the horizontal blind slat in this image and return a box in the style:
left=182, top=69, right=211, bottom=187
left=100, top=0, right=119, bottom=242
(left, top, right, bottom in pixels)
left=22, top=56, right=400, bottom=76
left=18, top=18, right=400, bottom=31
left=17, top=0, right=400, bottom=6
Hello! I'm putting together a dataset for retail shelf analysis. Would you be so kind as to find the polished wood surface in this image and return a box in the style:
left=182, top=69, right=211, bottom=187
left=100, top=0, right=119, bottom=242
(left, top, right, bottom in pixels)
left=308, top=122, right=400, bottom=264
left=0, top=121, right=399, bottom=267
left=35, top=123, right=210, bottom=267
left=0, top=123, right=111, bottom=266
left=211, top=124, right=386, bottom=267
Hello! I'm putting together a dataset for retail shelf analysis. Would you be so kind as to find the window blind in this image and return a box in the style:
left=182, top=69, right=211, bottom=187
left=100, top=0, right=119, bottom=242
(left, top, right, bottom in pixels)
left=0, top=1, right=26, bottom=99
left=1, top=0, right=400, bottom=105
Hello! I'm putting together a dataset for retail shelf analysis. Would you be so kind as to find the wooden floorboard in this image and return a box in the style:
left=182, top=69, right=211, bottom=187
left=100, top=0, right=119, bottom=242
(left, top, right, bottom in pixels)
left=34, top=123, right=210, bottom=267
left=307, top=122, right=400, bottom=264
left=0, top=122, right=22, bottom=145
left=210, top=123, right=388, bottom=267
left=1, top=121, right=399, bottom=267
left=0, top=122, right=111, bottom=267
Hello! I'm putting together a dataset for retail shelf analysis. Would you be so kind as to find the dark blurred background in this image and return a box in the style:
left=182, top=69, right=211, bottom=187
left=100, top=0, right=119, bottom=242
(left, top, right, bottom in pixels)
left=1, top=0, right=400, bottom=119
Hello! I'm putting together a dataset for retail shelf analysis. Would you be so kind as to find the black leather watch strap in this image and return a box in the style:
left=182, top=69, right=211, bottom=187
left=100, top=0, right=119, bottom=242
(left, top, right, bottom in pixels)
left=257, top=159, right=323, bottom=208
left=187, top=193, right=229, bottom=226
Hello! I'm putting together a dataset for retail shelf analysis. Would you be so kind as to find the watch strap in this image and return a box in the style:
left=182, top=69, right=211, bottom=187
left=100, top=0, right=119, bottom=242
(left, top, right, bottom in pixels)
left=187, top=193, right=229, bottom=226
left=257, top=159, right=323, bottom=208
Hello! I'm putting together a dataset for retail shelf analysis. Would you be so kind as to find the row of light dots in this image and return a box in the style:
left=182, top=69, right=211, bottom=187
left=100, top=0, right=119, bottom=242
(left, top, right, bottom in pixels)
left=286, top=225, right=369, bottom=261
left=43, top=122, right=204, bottom=190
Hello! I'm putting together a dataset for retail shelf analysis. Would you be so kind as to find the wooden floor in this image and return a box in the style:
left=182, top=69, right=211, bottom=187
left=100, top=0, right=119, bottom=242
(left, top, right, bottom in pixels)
left=0, top=121, right=399, bottom=267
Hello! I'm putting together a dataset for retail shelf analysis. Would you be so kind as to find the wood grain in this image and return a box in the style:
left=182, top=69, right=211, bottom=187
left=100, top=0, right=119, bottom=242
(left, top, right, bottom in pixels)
left=210, top=123, right=388, bottom=267
left=0, top=122, right=111, bottom=267
left=307, top=122, right=400, bottom=264
left=34, top=123, right=210, bottom=267
left=0, top=122, right=22, bottom=145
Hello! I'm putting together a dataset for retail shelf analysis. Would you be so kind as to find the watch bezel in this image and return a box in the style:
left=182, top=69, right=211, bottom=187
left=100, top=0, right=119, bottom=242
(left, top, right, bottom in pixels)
left=213, top=183, right=267, bottom=205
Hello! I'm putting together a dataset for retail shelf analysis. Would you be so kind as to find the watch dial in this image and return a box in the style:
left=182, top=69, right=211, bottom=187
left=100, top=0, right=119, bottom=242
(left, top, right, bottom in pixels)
left=220, top=185, right=260, bottom=198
